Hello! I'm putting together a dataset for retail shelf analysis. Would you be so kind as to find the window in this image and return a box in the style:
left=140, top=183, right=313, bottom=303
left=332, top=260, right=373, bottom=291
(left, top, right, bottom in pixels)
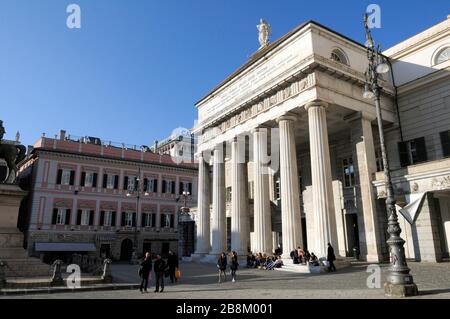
left=398, top=137, right=427, bottom=167
left=82, top=172, right=97, bottom=187
left=52, top=208, right=71, bottom=225
left=160, top=214, right=173, bottom=228
left=274, top=179, right=281, bottom=201
left=126, top=176, right=137, bottom=191
left=142, top=213, right=155, bottom=227
left=123, top=212, right=135, bottom=227
left=57, top=169, right=74, bottom=186
left=375, top=148, right=384, bottom=172
left=179, top=182, right=192, bottom=195
left=147, top=178, right=158, bottom=193
left=80, top=210, right=90, bottom=226
left=440, top=130, right=450, bottom=158
left=103, top=211, right=113, bottom=226
left=163, top=180, right=175, bottom=194
left=434, top=47, right=450, bottom=65
left=330, top=48, right=349, bottom=65
left=56, top=209, right=66, bottom=225
left=106, top=175, right=115, bottom=189
left=225, top=187, right=232, bottom=202
left=342, top=157, right=355, bottom=188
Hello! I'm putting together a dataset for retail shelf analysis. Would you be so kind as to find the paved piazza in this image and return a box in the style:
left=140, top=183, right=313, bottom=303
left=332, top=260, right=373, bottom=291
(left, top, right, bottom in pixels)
left=3, top=261, right=450, bottom=299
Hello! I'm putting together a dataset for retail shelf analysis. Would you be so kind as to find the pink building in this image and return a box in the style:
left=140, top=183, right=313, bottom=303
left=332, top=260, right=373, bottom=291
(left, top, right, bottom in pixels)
left=18, top=131, right=197, bottom=263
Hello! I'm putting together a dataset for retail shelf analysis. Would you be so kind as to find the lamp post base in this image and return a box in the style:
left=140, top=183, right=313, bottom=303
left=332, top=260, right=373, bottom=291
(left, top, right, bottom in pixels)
left=384, top=282, right=418, bottom=297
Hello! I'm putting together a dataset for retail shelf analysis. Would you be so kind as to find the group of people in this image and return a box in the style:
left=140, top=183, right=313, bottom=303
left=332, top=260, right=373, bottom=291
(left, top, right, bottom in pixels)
left=138, top=250, right=179, bottom=293
left=217, top=251, right=239, bottom=283
left=246, top=253, right=283, bottom=270
left=290, top=243, right=337, bottom=272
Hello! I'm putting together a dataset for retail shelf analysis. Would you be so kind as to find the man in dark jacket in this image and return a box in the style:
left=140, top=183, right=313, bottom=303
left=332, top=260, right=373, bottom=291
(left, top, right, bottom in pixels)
left=139, top=252, right=152, bottom=293
left=327, top=243, right=337, bottom=272
left=153, top=254, right=167, bottom=292
left=167, top=250, right=179, bottom=283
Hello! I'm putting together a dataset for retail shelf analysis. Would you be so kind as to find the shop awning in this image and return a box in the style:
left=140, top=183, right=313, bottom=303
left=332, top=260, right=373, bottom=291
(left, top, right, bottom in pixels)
left=35, top=242, right=97, bottom=252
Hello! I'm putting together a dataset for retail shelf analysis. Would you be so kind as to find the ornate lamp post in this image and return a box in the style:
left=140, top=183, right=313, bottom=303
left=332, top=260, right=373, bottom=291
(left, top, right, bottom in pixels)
left=126, top=167, right=149, bottom=264
left=362, top=14, right=418, bottom=297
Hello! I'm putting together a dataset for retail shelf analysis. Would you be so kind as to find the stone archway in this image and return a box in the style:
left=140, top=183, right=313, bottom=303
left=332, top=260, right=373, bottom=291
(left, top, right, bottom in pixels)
left=120, top=238, right=133, bottom=261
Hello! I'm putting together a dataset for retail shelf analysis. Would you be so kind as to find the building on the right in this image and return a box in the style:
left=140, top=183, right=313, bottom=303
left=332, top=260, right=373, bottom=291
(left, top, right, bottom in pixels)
left=373, top=15, right=450, bottom=262
left=191, top=15, right=450, bottom=263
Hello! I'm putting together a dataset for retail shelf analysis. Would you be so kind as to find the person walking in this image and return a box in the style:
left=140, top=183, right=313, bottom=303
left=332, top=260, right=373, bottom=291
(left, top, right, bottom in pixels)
left=139, top=252, right=152, bottom=293
left=167, top=250, right=179, bottom=284
left=217, top=252, right=227, bottom=283
left=230, top=251, right=239, bottom=282
left=153, top=254, right=167, bottom=292
left=327, top=243, right=337, bottom=272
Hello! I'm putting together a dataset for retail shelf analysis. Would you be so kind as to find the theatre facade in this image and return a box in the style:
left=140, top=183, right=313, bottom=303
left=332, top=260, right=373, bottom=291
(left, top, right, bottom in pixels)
left=191, top=17, right=450, bottom=263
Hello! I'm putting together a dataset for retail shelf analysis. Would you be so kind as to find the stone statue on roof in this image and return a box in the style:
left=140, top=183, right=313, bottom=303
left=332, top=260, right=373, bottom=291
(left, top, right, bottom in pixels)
left=257, top=18, right=272, bottom=49
left=0, top=120, right=26, bottom=183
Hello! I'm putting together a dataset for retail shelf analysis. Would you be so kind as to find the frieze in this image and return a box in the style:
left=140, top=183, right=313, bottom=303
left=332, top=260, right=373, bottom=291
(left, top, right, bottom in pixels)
left=200, top=73, right=316, bottom=144
left=431, top=176, right=450, bottom=190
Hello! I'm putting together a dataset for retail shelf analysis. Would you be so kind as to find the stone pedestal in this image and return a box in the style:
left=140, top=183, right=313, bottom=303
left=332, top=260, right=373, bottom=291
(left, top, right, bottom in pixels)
left=0, top=184, right=50, bottom=278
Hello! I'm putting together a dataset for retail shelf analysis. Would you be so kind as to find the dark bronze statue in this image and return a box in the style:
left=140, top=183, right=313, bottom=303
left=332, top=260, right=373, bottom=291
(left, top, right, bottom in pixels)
left=0, top=120, right=26, bottom=183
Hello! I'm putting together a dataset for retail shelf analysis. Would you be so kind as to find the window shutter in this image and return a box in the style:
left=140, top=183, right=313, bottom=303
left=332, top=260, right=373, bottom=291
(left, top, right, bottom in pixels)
left=153, top=179, right=158, bottom=193
left=114, top=175, right=119, bottom=189
left=52, top=208, right=58, bottom=224
left=143, top=178, right=148, bottom=192
left=103, top=174, right=108, bottom=188
left=65, top=209, right=71, bottom=225
left=80, top=172, right=86, bottom=187
left=398, top=142, right=409, bottom=167
left=151, top=214, right=156, bottom=227
left=100, top=211, right=105, bottom=226
left=134, top=177, right=139, bottom=190
left=93, top=173, right=98, bottom=187
left=170, top=214, right=174, bottom=228
left=89, top=210, right=94, bottom=226
left=171, top=181, right=176, bottom=194
left=121, top=212, right=126, bottom=227
left=160, top=214, right=165, bottom=228
left=77, top=210, right=82, bottom=225
left=188, top=183, right=192, bottom=195
left=179, top=182, right=183, bottom=195
left=57, top=169, right=62, bottom=185
left=162, top=180, right=167, bottom=193
left=123, top=176, right=129, bottom=190
left=141, top=214, right=146, bottom=227
left=132, top=213, right=137, bottom=227
left=415, top=137, right=427, bottom=163
left=441, top=131, right=450, bottom=157
left=69, top=170, right=75, bottom=185
left=111, top=211, right=116, bottom=226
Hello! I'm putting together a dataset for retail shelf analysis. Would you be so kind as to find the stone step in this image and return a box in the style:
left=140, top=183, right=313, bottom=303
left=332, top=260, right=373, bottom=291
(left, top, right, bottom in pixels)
left=0, top=248, right=28, bottom=259
left=2, top=258, right=53, bottom=277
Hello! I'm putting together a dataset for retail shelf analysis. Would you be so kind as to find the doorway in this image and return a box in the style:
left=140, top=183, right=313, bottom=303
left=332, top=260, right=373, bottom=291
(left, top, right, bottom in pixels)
left=120, top=239, right=133, bottom=261
left=143, top=241, right=152, bottom=256
left=345, top=213, right=360, bottom=255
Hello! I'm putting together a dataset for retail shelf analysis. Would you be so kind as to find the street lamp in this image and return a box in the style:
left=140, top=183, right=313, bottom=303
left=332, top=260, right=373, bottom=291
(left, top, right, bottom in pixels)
left=178, top=190, right=193, bottom=258
left=126, top=167, right=149, bottom=264
left=363, top=13, right=418, bottom=297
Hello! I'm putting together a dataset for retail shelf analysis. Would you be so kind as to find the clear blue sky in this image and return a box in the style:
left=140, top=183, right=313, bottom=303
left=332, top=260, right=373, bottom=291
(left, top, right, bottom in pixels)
left=1, top=0, right=448, bottom=147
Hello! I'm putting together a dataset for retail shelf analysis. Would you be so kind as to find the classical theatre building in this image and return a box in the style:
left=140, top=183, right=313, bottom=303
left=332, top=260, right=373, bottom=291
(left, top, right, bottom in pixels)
left=192, top=16, right=450, bottom=263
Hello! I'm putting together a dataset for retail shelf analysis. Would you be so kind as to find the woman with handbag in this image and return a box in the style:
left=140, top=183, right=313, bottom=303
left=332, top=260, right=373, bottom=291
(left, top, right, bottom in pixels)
left=139, top=252, right=152, bottom=293
left=230, top=251, right=239, bottom=282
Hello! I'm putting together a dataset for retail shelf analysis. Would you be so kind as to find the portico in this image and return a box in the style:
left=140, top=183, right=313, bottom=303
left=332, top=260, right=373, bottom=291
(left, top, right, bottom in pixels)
left=192, top=21, right=397, bottom=262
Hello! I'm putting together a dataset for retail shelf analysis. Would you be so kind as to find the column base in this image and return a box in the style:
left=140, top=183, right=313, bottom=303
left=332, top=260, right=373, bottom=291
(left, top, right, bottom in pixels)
left=384, top=282, right=419, bottom=297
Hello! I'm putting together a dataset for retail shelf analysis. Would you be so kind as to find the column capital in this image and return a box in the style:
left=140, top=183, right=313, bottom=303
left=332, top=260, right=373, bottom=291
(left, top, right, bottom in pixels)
left=251, top=125, right=270, bottom=134
left=276, top=112, right=297, bottom=123
left=305, top=100, right=328, bottom=111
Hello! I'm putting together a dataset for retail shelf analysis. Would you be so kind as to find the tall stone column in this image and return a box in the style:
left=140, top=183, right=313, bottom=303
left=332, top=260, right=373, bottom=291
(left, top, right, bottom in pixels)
left=252, top=127, right=273, bottom=255
left=277, top=114, right=303, bottom=260
left=231, top=136, right=249, bottom=256
left=209, top=145, right=227, bottom=255
left=349, top=113, right=382, bottom=262
left=306, top=101, right=338, bottom=258
left=194, top=151, right=211, bottom=255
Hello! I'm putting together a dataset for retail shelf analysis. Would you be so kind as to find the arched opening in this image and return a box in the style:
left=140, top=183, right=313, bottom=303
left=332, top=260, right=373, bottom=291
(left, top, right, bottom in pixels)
left=433, top=46, right=450, bottom=65
left=330, top=48, right=349, bottom=65
left=120, top=238, right=133, bottom=261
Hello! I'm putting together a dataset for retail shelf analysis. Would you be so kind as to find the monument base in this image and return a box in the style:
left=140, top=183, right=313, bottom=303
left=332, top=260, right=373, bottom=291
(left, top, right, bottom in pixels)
left=0, top=184, right=50, bottom=278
